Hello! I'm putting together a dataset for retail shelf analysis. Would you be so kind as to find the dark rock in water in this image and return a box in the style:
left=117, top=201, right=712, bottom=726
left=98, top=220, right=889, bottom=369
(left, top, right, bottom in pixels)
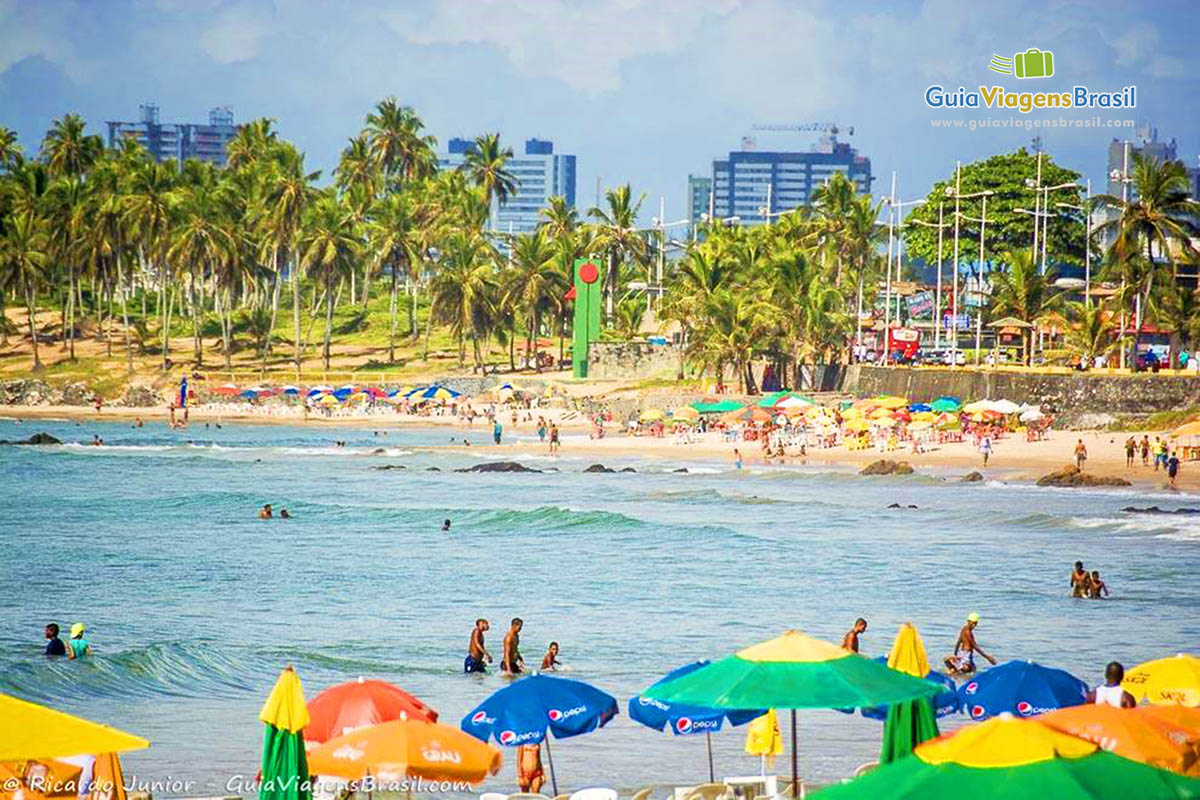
left=673, top=467, right=689, bottom=473
left=1036, top=464, right=1132, bottom=487
left=371, top=464, right=407, bottom=471
left=371, top=447, right=387, bottom=455
left=860, top=459, right=914, bottom=476
left=620, top=467, right=637, bottom=473
left=583, top=464, right=616, bottom=473
left=455, top=461, right=541, bottom=473
left=0, top=432, right=62, bottom=445
left=426, top=467, right=441, bottom=472
left=887, top=503, right=919, bottom=509
left=961, top=471, right=985, bottom=482
left=1121, top=505, right=1200, bottom=514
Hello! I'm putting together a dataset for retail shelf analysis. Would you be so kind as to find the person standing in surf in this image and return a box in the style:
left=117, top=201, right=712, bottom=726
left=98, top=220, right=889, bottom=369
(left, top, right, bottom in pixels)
left=502, top=618, right=524, bottom=675
left=465, top=619, right=492, bottom=673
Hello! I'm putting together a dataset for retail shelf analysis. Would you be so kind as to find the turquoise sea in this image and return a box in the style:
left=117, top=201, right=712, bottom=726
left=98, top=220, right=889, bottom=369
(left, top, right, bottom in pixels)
left=1, top=417, right=1197, bottom=795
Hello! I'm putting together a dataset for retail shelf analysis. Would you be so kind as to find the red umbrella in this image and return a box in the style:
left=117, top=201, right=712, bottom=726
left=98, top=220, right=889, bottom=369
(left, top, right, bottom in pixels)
left=213, top=383, right=241, bottom=396
left=305, top=677, right=438, bottom=746
left=364, top=387, right=388, bottom=399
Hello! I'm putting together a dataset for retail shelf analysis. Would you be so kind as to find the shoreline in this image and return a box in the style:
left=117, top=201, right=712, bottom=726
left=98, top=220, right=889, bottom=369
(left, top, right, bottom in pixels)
left=6, top=404, right=1194, bottom=494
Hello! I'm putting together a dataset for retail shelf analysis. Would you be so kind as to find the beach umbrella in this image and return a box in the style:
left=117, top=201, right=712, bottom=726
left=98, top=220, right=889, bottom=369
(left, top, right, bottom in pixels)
left=673, top=406, right=700, bottom=421
left=962, top=400, right=991, bottom=414
left=241, top=389, right=259, bottom=399
left=777, top=394, right=814, bottom=409
left=908, top=420, right=934, bottom=432
left=844, top=419, right=870, bottom=433
left=959, top=660, right=1089, bottom=721
left=911, top=411, right=937, bottom=422
left=629, top=661, right=765, bottom=782
left=281, top=385, right=301, bottom=395
left=214, top=383, right=241, bottom=396
left=258, top=666, right=311, bottom=800
left=877, top=396, right=909, bottom=409
left=308, top=719, right=501, bottom=785
left=305, top=677, right=438, bottom=747
left=990, top=399, right=1021, bottom=415
left=642, top=630, right=944, bottom=797
left=811, top=714, right=1200, bottom=800
left=316, top=395, right=340, bottom=407
left=841, top=406, right=865, bottom=419
left=416, top=385, right=461, bottom=402
left=1036, top=704, right=1200, bottom=776
left=461, top=673, right=617, bottom=795
left=757, top=390, right=791, bottom=408
left=692, top=399, right=744, bottom=414
left=306, top=387, right=328, bottom=397
left=640, top=408, right=665, bottom=422
left=332, top=388, right=354, bottom=400
left=879, top=624, right=943, bottom=763
left=363, top=387, right=387, bottom=399
left=930, top=397, right=961, bottom=413
left=1124, top=654, right=1200, bottom=707
left=1170, top=421, right=1200, bottom=439
left=0, top=693, right=148, bottom=761
left=1020, top=408, right=1045, bottom=422
left=909, top=403, right=932, bottom=413
left=871, top=416, right=898, bottom=428
left=870, top=407, right=895, bottom=419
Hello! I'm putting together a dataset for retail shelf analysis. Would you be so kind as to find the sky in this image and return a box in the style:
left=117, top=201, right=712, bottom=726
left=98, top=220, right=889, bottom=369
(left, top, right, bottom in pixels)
left=3, top=0, right=1198, bottom=222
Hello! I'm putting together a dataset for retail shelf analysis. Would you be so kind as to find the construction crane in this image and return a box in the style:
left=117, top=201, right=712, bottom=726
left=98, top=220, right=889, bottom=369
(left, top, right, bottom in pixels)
left=750, top=122, right=854, bottom=135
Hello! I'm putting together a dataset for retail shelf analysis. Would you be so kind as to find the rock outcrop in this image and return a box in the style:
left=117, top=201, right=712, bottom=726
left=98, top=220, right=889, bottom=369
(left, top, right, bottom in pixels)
left=1036, top=464, right=1132, bottom=487
left=961, top=471, right=985, bottom=482
left=860, top=459, right=915, bottom=476
left=583, top=464, right=616, bottom=473
left=0, top=432, right=62, bottom=445
left=1121, top=506, right=1200, bottom=514
left=454, top=461, right=541, bottom=473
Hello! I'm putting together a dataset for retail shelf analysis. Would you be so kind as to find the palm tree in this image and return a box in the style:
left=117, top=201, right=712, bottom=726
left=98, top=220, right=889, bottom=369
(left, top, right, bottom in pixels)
left=1094, top=153, right=1200, bottom=367
left=1062, top=301, right=1113, bottom=366
left=0, top=126, right=22, bottom=171
left=506, top=228, right=567, bottom=371
left=44, top=174, right=88, bottom=358
left=260, top=143, right=318, bottom=371
left=367, top=191, right=421, bottom=362
left=41, top=114, right=103, bottom=178
left=168, top=164, right=228, bottom=364
left=588, top=183, right=648, bottom=320
left=429, top=230, right=497, bottom=369
left=364, top=98, right=437, bottom=181
left=1, top=210, right=49, bottom=370
left=299, top=192, right=360, bottom=370
left=124, top=159, right=178, bottom=368
left=460, top=133, right=517, bottom=223
left=990, top=250, right=1062, bottom=364
left=225, top=117, right=278, bottom=171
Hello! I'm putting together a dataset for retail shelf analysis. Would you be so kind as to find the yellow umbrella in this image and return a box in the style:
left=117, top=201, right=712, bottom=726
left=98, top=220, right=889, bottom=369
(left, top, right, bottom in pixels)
left=316, top=394, right=340, bottom=406
left=911, top=411, right=937, bottom=422
left=1170, top=420, right=1200, bottom=438
left=871, top=417, right=898, bottom=428
left=1123, top=653, right=1200, bottom=707
left=962, top=400, right=991, bottom=413
left=870, top=407, right=895, bottom=419
left=744, top=708, right=784, bottom=765
left=877, top=396, right=909, bottom=410
left=844, top=419, right=870, bottom=432
left=640, top=408, right=664, bottom=422
left=673, top=406, right=700, bottom=421
left=0, top=693, right=148, bottom=761
left=887, top=623, right=931, bottom=678
left=259, top=666, right=310, bottom=733
left=841, top=407, right=864, bottom=419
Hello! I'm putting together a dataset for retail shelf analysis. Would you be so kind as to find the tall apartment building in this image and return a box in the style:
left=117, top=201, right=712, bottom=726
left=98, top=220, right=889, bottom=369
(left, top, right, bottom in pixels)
left=106, top=104, right=238, bottom=167
left=686, top=174, right=712, bottom=236
left=1106, top=123, right=1178, bottom=201
left=440, top=137, right=577, bottom=235
left=708, top=131, right=872, bottom=225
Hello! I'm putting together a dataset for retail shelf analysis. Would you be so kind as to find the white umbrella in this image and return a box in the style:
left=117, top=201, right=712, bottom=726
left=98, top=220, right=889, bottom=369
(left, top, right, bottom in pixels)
left=1019, top=408, right=1045, bottom=422
left=776, top=395, right=813, bottom=409
left=989, top=399, right=1021, bottom=415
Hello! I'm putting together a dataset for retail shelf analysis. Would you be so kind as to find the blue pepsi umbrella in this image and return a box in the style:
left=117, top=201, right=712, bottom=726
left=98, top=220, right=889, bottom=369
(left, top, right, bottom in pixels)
left=958, top=659, right=1088, bottom=721
left=836, top=657, right=960, bottom=719
left=332, top=387, right=354, bottom=400
left=241, top=389, right=258, bottom=399
left=461, top=673, right=617, bottom=796
left=629, top=661, right=764, bottom=782
left=908, top=402, right=931, bottom=413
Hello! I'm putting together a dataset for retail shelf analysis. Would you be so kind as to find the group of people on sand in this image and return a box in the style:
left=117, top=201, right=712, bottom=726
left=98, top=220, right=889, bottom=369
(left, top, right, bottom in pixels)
left=465, top=618, right=561, bottom=676
left=1070, top=561, right=1110, bottom=599
left=258, top=503, right=292, bottom=519
left=1123, top=435, right=1182, bottom=486
left=42, top=622, right=91, bottom=659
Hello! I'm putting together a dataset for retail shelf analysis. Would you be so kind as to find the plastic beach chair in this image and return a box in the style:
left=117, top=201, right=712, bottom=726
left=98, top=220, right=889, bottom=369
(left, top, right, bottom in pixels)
left=682, top=784, right=732, bottom=800
left=569, top=790, right=617, bottom=800
left=629, top=789, right=653, bottom=800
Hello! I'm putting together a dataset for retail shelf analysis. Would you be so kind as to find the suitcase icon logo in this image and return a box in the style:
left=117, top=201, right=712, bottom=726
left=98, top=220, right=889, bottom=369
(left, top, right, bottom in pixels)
left=988, top=48, right=1054, bottom=79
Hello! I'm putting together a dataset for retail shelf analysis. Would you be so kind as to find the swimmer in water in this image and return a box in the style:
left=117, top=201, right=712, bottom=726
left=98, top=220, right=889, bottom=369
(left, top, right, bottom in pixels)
left=841, top=618, right=867, bottom=653
left=442, top=519, right=451, bottom=532
left=1070, top=561, right=1091, bottom=598
left=1088, top=570, right=1108, bottom=598
left=259, top=504, right=273, bottom=519
left=279, top=508, right=291, bottom=519
left=540, top=641, right=561, bottom=671
left=943, top=612, right=995, bottom=675
left=465, top=619, right=491, bottom=673
left=502, top=618, right=524, bottom=675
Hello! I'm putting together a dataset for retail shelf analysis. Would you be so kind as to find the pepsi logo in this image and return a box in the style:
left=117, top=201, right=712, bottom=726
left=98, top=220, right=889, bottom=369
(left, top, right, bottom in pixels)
left=971, top=705, right=986, bottom=719
left=963, top=682, right=978, bottom=695
left=548, top=709, right=563, bottom=721
left=1016, top=701, right=1033, bottom=716
left=546, top=705, right=587, bottom=722
left=471, top=711, right=490, bottom=725
left=499, top=730, right=516, bottom=745
left=675, top=717, right=693, bottom=733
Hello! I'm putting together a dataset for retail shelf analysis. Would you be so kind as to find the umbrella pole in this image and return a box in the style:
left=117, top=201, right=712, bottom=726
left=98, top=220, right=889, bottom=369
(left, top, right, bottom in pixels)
left=544, top=736, right=559, bottom=797
left=790, top=709, right=798, bottom=799
left=706, top=731, right=715, bottom=784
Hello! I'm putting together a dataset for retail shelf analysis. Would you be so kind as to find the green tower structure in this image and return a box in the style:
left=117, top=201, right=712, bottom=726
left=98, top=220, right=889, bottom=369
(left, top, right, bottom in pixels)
left=571, top=258, right=602, bottom=378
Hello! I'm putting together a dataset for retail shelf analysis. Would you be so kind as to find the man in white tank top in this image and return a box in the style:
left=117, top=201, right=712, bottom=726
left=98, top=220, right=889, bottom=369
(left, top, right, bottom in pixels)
left=1087, top=661, right=1137, bottom=708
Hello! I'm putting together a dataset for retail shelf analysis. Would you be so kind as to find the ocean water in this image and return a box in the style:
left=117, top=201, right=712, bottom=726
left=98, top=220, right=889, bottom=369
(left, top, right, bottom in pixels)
left=1, top=417, right=1198, bottom=796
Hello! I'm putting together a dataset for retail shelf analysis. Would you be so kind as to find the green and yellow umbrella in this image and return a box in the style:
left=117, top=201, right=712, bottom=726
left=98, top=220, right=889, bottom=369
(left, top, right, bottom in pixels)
left=880, top=623, right=939, bottom=764
left=812, top=715, right=1200, bottom=800
left=644, top=630, right=944, bottom=796
left=259, top=666, right=311, bottom=800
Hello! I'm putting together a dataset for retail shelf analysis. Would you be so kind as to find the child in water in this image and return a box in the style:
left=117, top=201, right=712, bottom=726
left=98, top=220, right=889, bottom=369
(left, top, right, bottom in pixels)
left=1088, top=571, right=1108, bottom=599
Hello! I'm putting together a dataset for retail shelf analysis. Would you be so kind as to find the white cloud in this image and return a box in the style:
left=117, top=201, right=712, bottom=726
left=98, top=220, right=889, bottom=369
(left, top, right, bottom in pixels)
left=198, top=2, right=272, bottom=64
left=1108, top=22, right=1185, bottom=79
left=384, top=0, right=739, bottom=93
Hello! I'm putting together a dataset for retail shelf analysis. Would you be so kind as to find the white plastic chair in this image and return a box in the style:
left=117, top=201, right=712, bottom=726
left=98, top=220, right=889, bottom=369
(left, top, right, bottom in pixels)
left=569, top=790, right=618, bottom=800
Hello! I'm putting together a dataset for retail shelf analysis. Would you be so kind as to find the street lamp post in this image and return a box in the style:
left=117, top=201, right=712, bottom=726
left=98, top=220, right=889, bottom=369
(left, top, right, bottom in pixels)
left=648, top=197, right=691, bottom=313
left=906, top=204, right=951, bottom=349
left=944, top=170, right=992, bottom=368
left=1110, top=140, right=1133, bottom=369
left=1056, top=178, right=1093, bottom=308
left=960, top=194, right=991, bottom=365
left=881, top=189, right=926, bottom=365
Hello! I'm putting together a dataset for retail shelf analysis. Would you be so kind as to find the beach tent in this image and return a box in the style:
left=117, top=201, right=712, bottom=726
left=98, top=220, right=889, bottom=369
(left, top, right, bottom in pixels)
left=692, top=399, right=745, bottom=414
left=0, top=694, right=149, bottom=761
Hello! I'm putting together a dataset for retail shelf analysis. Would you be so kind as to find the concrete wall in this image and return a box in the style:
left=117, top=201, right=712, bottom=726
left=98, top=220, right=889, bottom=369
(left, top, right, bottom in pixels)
left=842, top=365, right=1200, bottom=417
left=586, top=342, right=680, bottom=381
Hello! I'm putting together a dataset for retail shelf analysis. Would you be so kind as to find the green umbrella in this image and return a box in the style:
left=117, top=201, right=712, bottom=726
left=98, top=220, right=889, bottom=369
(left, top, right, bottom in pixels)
left=814, top=716, right=1200, bottom=800
left=259, top=666, right=312, bottom=800
left=692, top=399, right=744, bottom=414
left=930, top=398, right=961, bottom=413
left=644, top=630, right=944, bottom=797
left=880, top=699, right=940, bottom=765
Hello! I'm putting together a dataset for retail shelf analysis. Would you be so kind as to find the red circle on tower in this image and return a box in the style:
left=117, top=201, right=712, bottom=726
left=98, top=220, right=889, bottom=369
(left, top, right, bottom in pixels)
left=579, top=262, right=599, bottom=284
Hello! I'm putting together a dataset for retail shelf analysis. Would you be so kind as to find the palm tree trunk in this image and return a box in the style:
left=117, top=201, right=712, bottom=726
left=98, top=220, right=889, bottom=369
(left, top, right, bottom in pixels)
left=104, top=279, right=114, bottom=357
left=605, top=250, right=618, bottom=322
left=263, top=248, right=282, bottom=362
left=324, top=275, right=334, bottom=370
left=222, top=287, right=233, bottom=370
left=292, top=256, right=303, bottom=375
left=190, top=271, right=202, bottom=364
left=388, top=263, right=399, bottom=363
left=118, top=258, right=134, bottom=375
left=26, top=279, right=41, bottom=371
left=66, top=264, right=76, bottom=359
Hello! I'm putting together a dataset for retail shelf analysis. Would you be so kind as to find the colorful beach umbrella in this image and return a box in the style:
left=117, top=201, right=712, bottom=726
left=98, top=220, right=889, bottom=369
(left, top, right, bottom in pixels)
left=909, top=403, right=932, bottom=413
left=0, top=693, right=148, bottom=761
left=308, top=719, right=501, bottom=785
left=876, top=396, right=910, bottom=409
left=673, top=406, right=700, bottom=421
left=930, top=397, right=961, bottom=413
left=692, top=399, right=745, bottom=414
left=879, top=624, right=943, bottom=763
left=629, top=661, right=764, bottom=782
left=461, top=674, right=618, bottom=796
left=214, top=383, right=241, bottom=396
left=305, top=677, right=438, bottom=747
left=643, top=630, right=945, bottom=797
left=1124, top=654, right=1200, bottom=707
left=812, top=715, right=1200, bottom=800
left=1036, top=704, right=1200, bottom=776
left=640, top=408, right=665, bottom=422
left=259, top=666, right=311, bottom=800
left=959, top=660, right=1089, bottom=721
left=315, top=394, right=340, bottom=406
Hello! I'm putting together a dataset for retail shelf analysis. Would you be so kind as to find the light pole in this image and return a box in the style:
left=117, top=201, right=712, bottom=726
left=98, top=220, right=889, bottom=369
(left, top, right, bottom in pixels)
left=881, top=189, right=926, bottom=365
left=907, top=204, right=951, bottom=349
left=959, top=192, right=992, bottom=365
left=1057, top=178, right=1093, bottom=308
left=1110, top=141, right=1133, bottom=368
left=648, top=196, right=690, bottom=313
left=944, top=172, right=992, bottom=368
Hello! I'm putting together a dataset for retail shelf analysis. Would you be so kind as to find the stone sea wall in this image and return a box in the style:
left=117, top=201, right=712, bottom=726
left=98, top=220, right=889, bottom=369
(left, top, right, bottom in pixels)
left=586, top=342, right=680, bottom=381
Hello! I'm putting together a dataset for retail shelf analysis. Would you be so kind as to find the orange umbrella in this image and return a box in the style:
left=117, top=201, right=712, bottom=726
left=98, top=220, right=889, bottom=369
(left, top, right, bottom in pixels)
left=306, top=719, right=502, bottom=784
left=1035, top=704, right=1200, bottom=776
left=305, top=678, right=438, bottom=747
